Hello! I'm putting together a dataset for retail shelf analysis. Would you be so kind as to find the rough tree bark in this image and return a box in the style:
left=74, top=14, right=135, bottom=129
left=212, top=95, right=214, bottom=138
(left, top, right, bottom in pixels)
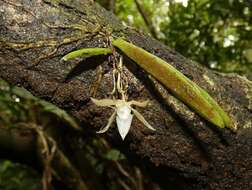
left=0, top=0, right=252, bottom=189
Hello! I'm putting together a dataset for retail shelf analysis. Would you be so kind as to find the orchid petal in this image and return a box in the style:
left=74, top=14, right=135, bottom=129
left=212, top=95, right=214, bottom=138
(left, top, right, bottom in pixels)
left=91, top=98, right=117, bottom=107
left=116, top=114, right=133, bottom=140
left=132, top=108, right=155, bottom=131
left=129, top=100, right=150, bottom=107
left=116, top=105, right=132, bottom=120
left=97, top=111, right=116, bottom=133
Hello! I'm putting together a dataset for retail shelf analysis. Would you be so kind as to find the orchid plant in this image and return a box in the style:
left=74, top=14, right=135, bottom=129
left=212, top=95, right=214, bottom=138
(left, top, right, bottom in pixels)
left=91, top=98, right=155, bottom=140
left=91, top=56, right=155, bottom=140
left=62, top=37, right=234, bottom=140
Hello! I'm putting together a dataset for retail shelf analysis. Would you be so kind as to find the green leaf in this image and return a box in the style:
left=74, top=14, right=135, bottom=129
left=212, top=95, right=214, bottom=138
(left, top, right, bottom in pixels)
left=38, top=100, right=81, bottom=130
left=113, top=38, right=234, bottom=129
left=12, top=87, right=81, bottom=130
left=0, top=160, right=42, bottom=190
left=104, top=149, right=125, bottom=161
left=62, top=47, right=112, bottom=61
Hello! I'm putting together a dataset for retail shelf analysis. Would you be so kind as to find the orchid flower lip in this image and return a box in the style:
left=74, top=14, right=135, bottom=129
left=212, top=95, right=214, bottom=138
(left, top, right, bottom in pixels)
left=91, top=97, right=155, bottom=140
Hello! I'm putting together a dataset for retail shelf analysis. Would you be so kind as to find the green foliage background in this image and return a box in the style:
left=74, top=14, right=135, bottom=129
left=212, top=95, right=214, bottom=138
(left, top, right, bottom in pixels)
left=0, top=160, right=42, bottom=190
left=113, top=0, right=252, bottom=77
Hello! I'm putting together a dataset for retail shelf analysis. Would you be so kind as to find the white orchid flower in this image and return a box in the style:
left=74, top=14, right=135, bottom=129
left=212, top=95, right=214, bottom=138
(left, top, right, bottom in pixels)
left=91, top=98, right=155, bottom=140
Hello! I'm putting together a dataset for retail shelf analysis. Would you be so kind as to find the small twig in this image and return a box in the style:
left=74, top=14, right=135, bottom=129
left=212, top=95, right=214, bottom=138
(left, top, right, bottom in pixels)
left=118, top=179, right=131, bottom=190
left=36, top=128, right=57, bottom=190
left=135, top=167, right=143, bottom=190
left=90, top=65, right=104, bottom=97
left=100, top=139, right=138, bottom=188
left=134, top=0, right=158, bottom=39
left=18, top=123, right=57, bottom=190
left=97, top=0, right=116, bottom=12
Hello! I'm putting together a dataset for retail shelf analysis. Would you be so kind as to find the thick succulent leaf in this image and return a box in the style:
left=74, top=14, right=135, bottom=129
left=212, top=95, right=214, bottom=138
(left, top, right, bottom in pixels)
left=113, top=38, right=232, bottom=129
left=195, top=85, right=234, bottom=129
left=62, top=47, right=112, bottom=61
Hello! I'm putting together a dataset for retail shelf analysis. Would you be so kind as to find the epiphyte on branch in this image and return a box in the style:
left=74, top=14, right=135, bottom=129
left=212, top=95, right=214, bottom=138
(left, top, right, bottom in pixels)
left=62, top=47, right=112, bottom=61
left=112, top=38, right=234, bottom=130
left=62, top=38, right=234, bottom=132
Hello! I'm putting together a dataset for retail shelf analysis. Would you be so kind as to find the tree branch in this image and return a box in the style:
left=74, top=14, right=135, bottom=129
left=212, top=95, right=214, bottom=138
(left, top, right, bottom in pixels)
left=134, top=0, right=158, bottom=39
left=0, top=0, right=252, bottom=189
left=98, top=0, right=116, bottom=12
